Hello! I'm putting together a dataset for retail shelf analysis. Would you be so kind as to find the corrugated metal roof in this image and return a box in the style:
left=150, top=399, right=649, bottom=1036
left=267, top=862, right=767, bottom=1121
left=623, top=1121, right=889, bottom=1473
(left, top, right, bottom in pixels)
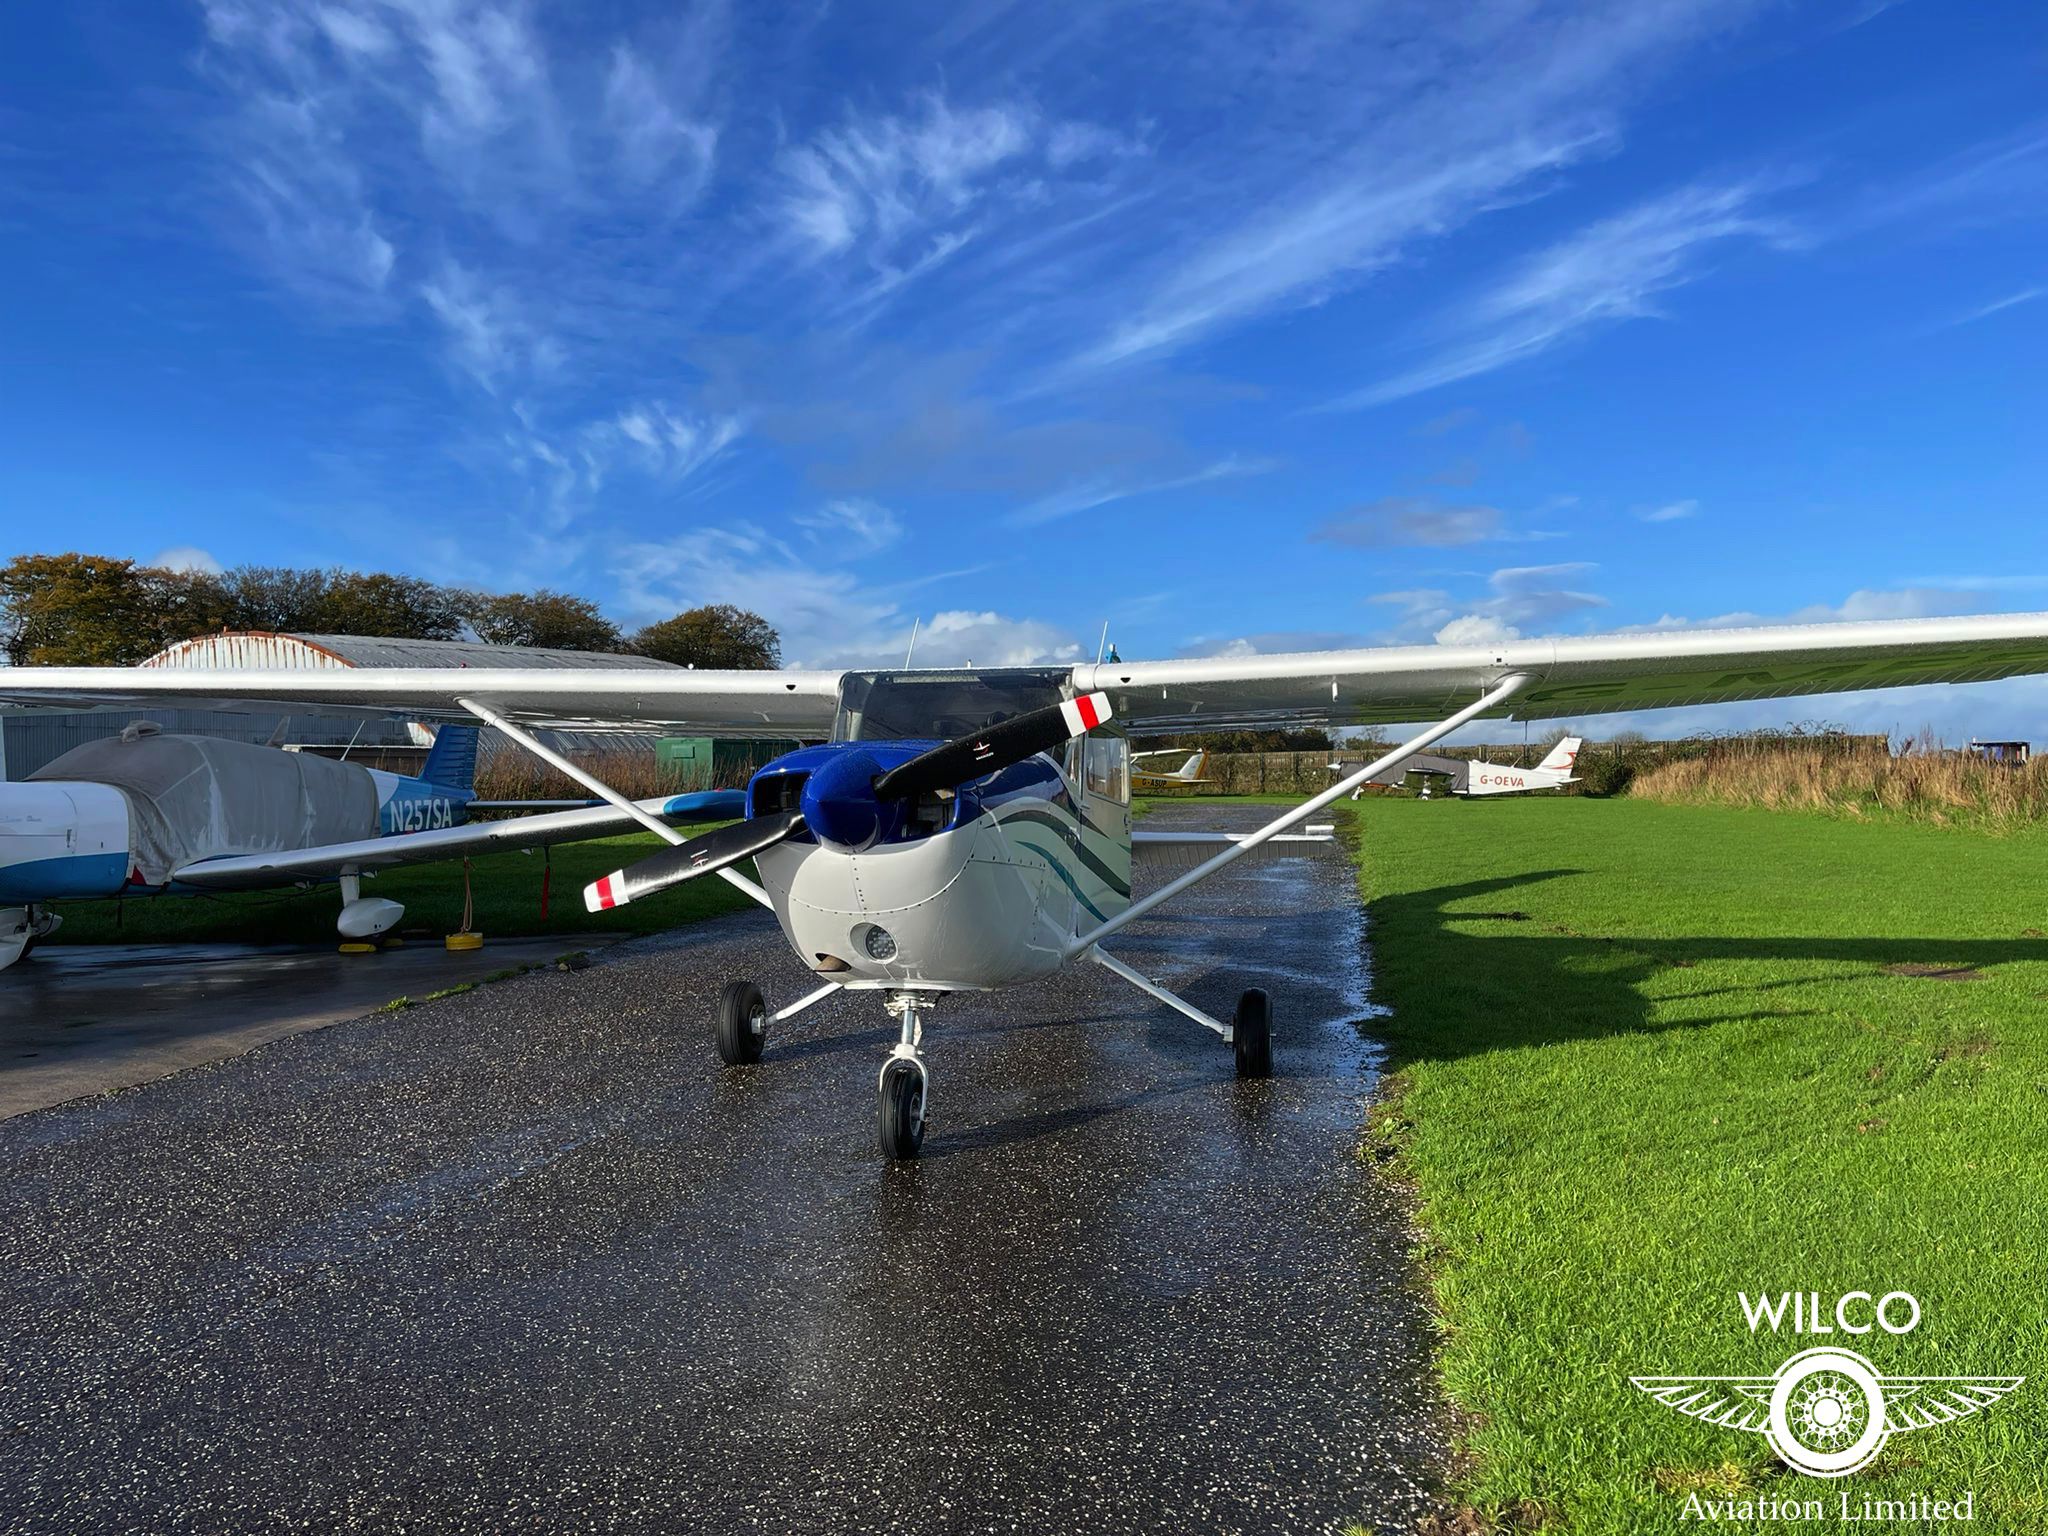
left=146, top=632, right=678, bottom=672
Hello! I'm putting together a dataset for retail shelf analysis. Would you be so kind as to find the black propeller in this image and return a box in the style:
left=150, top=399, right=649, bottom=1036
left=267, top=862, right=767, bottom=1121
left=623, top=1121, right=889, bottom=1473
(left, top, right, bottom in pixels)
left=584, top=810, right=805, bottom=912
left=583, top=690, right=1114, bottom=910
left=872, top=691, right=1113, bottom=801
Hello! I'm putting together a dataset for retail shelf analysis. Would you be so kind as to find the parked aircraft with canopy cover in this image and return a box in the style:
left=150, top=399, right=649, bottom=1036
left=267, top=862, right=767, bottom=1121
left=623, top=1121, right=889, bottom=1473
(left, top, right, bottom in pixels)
left=0, top=721, right=741, bottom=969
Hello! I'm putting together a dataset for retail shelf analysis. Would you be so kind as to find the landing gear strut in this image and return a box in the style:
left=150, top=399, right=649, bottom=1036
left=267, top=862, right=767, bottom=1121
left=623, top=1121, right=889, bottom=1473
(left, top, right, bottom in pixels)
left=878, top=992, right=931, bottom=1160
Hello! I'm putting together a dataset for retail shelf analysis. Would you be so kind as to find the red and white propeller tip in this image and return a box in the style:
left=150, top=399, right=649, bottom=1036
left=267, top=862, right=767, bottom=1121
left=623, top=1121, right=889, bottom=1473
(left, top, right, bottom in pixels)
left=1060, top=691, right=1112, bottom=735
left=586, top=871, right=629, bottom=912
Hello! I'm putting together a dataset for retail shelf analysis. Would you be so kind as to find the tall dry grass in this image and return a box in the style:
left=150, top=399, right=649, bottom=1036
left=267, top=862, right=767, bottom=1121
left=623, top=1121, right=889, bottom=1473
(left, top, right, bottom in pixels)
left=1629, top=737, right=2048, bottom=831
left=471, top=751, right=677, bottom=805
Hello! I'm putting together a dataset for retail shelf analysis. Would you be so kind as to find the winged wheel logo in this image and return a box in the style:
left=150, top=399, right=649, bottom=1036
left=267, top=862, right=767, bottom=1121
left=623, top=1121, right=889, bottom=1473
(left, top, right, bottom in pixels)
left=1632, top=1346, right=2023, bottom=1478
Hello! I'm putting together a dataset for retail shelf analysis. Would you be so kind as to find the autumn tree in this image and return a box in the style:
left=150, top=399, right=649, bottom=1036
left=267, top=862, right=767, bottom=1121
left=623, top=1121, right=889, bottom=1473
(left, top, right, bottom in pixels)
left=214, top=566, right=333, bottom=632
left=0, top=554, right=232, bottom=665
left=464, top=590, right=622, bottom=651
left=205, top=566, right=468, bottom=639
left=629, top=605, right=781, bottom=669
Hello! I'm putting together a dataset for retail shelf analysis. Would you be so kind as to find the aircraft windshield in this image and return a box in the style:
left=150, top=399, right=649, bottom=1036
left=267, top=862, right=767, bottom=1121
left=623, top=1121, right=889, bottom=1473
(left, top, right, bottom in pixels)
left=833, top=668, right=1071, bottom=742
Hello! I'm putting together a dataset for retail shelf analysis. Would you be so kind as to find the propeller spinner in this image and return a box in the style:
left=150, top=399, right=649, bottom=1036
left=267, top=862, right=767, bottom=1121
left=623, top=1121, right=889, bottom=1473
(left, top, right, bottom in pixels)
left=582, top=691, right=1113, bottom=912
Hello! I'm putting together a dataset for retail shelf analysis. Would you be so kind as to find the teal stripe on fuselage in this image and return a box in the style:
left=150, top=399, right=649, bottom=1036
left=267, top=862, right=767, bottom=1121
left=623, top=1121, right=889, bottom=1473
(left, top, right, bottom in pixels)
left=0, top=851, right=130, bottom=903
left=991, top=804, right=1131, bottom=897
left=1007, top=835, right=1111, bottom=924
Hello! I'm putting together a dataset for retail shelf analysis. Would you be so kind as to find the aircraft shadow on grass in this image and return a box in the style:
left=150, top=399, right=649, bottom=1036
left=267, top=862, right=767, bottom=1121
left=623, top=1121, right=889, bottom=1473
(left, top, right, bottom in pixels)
left=1368, top=868, right=2046, bottom=1070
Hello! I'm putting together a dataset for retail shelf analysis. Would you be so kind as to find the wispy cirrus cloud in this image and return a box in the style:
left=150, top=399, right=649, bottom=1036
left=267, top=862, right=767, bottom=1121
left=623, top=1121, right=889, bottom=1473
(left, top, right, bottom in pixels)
left=1943, top=285, right=2045, bottom=329
left=1636, top=499, right=1699, bottom=522
left=1077, top=126, right=1611, bottom=372
left=796, top=498, right=905, bottom=554
left=1066, top=0, right=1761, bottom=373
left=1331, top=179, right=1793, bottom=409
left=774, top=95, right=1034, bottom=258
left=1006, top=455, right=1272, bottom=527
left=420, top=259, right=564, bottom=391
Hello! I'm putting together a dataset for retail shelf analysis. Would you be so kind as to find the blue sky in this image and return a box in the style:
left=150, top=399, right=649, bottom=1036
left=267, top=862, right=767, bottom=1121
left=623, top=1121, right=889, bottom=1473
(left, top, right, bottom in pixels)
left=3, top=0, right=2045, bottom=738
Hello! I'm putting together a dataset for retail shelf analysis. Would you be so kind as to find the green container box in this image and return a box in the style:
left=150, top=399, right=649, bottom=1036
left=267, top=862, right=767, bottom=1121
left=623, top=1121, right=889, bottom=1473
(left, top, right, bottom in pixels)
left=656, top=736, right=802, bottom=791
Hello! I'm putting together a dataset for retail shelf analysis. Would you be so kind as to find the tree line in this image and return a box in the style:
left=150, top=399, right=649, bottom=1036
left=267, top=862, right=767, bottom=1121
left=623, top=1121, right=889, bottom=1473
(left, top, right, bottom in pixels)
left=0, top=554, right=780, bottom=670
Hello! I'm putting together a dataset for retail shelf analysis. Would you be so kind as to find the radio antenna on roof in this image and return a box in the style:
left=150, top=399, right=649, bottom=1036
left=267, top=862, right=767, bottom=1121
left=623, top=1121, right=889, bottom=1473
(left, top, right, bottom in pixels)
left=903, top=617, right=922, bottom=668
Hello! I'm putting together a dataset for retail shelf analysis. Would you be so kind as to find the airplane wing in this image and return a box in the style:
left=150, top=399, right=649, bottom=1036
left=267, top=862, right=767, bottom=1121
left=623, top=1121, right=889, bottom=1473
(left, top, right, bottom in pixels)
left=0, top=666, right=845, bottom=735
left=169, top=791, right=746, bottom=891
left=1072, top=613, right=2048, bottom=733
left=5, top=613, right=2047, bottom=738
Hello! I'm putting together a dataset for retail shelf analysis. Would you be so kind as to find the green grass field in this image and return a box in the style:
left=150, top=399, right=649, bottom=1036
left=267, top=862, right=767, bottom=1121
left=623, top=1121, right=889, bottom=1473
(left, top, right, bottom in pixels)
left=1350, top=796, right=2048, bottom=1533
left=43, top=832, right=754, bottom=946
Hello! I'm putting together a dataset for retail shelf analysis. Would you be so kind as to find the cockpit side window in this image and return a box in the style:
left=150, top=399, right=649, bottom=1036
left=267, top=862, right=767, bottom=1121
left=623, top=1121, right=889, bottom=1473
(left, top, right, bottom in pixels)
left=1085, top=735, right=1129, bottom=804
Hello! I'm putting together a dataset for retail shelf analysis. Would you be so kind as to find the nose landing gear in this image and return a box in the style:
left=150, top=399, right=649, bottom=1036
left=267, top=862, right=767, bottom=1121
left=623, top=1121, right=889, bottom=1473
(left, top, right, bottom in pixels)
left=878, top=992, right=932, bottom=1160
left=706, top=979, right=935, bottom=1159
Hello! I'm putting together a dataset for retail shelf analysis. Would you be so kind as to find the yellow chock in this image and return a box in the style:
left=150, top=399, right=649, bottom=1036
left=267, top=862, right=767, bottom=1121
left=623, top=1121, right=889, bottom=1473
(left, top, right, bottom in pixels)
left=445, top=932, right=484, bottom=952
left=338, top=942, right=379, bottom=955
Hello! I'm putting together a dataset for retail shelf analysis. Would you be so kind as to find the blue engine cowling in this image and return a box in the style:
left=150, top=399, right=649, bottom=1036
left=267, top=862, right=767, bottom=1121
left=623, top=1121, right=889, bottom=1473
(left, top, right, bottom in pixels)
left=746, top=740, right=1069, bottom=854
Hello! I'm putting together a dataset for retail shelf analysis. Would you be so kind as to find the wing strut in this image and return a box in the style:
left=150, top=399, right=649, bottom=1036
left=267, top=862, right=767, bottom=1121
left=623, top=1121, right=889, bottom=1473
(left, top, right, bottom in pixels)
left=456, top=696, right=774, bottom=911
left=1064, top=672, right=1530, bottom=958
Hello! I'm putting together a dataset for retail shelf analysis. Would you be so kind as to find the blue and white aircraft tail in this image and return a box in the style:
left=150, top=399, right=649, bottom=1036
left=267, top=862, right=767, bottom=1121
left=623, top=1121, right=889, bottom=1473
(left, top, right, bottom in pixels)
left=418, top=723, right=480, bottom=798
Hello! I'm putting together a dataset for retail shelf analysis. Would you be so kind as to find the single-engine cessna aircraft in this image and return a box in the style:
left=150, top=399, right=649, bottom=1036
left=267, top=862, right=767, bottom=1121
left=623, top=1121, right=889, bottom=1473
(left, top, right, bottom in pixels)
left=1131, top=747, right=1217, bottom=788
left=5, top=611, right=2045, bottom=1157
left=0, top=720, right=741, bottom=969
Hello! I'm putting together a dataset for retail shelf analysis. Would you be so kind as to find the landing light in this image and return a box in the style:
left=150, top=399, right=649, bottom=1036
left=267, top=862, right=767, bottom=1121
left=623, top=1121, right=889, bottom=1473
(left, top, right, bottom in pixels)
left=863, top=925, right=898, bottom=962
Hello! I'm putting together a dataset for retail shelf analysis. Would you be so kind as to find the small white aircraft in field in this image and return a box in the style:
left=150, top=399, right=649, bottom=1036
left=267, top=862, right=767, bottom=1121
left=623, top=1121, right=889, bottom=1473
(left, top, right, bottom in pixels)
left=1131, top=747, right=1216, bottom=787
left=7, top=611, right=2047, bottom=1158
left=1343, top=734, right=1580, bottom=798
left=1459, top=735, right=1582, bottom=796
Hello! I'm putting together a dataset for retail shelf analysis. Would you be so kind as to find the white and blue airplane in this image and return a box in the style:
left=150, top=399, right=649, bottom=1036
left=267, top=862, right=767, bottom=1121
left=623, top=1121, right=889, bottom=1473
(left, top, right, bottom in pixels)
left=6, top=610, right=2047, bottom=1158
left=0, top=720, right=742, bottom=969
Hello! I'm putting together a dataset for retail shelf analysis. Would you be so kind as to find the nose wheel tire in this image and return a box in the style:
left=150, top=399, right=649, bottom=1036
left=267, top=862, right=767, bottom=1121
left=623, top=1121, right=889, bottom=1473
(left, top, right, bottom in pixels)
left=1233, top=988, right=1273, bottom=1079
left=715, top=979, right=767, bottom=1066
left=878, top=1058, right=927, bottom=1160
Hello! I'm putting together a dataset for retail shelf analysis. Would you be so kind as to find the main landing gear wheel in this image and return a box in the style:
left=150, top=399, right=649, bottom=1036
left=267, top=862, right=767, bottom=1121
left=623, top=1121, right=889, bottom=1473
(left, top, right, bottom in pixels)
left=715, top=979, right=767, bottom=1066
left=878, top=1058, right=927, bottom=1160
left=1234, top=988, right=1273, bottom=1079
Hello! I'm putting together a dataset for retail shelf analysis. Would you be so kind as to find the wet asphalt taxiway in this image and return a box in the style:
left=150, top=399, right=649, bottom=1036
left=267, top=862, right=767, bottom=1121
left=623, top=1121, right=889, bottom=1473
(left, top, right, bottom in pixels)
left=0, top=807, right=1446, bottom=1535
left=0, top=937, right=623, bottom=1121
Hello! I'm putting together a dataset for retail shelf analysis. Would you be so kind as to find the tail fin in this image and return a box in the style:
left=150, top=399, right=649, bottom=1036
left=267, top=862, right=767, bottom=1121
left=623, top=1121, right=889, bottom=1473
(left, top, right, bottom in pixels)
left=421, top=724, right=480, bottom=796
left=1175, top=751, right=1206, bottom=781
left=1537, top=736, right=1582, bottom=773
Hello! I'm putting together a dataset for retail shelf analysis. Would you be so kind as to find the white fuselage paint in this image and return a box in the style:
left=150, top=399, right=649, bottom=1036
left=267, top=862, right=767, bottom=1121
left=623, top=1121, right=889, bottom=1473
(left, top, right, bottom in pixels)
left=756, top=766, right=1132, bottom=992
left=1457, top=762, right=1577, bottom=796
left=0, top=781, right=134, bottom=893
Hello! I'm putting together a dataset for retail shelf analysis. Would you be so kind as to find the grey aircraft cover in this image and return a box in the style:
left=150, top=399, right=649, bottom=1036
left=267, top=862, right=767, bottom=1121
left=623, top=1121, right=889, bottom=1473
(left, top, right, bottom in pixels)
left=30, top=730, right=380, bottom=886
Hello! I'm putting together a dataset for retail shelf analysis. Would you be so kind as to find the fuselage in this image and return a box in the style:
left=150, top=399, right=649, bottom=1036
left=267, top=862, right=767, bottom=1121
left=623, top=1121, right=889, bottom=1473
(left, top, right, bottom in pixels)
left=748, top=735, right=1133, bottom=993
left=1455, top=762, right=1578, bottom=795
left=0, top=738, right=473, bottom=905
